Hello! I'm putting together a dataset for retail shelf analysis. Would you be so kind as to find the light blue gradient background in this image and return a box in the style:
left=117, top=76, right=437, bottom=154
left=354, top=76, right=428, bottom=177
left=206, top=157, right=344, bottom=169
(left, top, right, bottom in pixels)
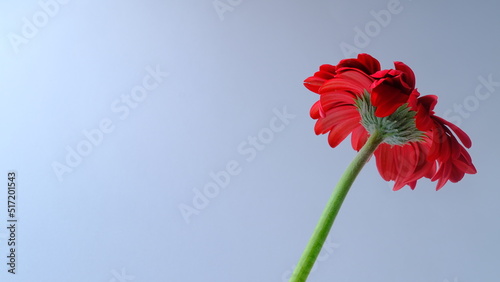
left=0, top=1, right=499, bottom=281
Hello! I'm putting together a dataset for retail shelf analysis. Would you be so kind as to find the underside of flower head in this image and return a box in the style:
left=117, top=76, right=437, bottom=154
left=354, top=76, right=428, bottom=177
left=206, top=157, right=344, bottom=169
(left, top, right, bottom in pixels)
left=304, top=53, right=477, bottom=190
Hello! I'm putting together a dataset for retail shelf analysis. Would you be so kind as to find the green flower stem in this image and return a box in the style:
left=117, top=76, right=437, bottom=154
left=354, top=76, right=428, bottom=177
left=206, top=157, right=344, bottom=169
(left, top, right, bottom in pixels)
left=290, top=130, right=385, bottom=282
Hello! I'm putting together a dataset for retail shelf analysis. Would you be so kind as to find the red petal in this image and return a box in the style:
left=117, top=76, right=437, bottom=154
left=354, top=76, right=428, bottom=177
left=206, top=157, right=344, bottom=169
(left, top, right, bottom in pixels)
left=351, top=125, right=368, bottom=151
left=432, top=157, right=456, bottom=191
left=327, top=115, right=361, bottom=148
left=418, top=95, right=438, bottom=113
left=375, top=144, right=398, bottom=181
left=415, top=95, right=438, bottom=130
left=338, top=69, right=374, bottom=88
left=303, top=64, right=338, bottom=93
left=317, top=64, right=337, bottom=78
left=304, top=76, right=326, bottom=94
left=357, top=53, right=381, bottom=74
left=319, top=91, right=356, bottom=112
left=394, top=61, right=416, bottom=89
left=371, top=83, right=409, bottom=117
left=433, top=116, right=472, bottom=148
left=321, top=70, right=373, bottom=96
left=428, top=126, right=451, bottom=161
left=395, top=144, right=418, bottom=179
left=337, top=53, right=381, bottom=75
left=314, top=106, right=359, bottom=135
left=310, top=100, right=323, bottom=119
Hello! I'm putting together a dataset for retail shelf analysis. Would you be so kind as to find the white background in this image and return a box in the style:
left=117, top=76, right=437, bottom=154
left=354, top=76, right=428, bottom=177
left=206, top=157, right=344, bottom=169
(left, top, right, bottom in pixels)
left=0, top=1, right=499, bottom=281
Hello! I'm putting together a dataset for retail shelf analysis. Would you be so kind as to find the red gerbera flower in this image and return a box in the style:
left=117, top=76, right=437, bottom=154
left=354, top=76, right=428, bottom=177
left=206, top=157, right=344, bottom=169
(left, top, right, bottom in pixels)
left=304, top=53, right=476, bottom=190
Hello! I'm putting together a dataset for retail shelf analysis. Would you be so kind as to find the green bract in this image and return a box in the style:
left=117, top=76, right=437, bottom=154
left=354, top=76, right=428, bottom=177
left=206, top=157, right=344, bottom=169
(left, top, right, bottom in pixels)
left=355, top=90, right=425, bottom=145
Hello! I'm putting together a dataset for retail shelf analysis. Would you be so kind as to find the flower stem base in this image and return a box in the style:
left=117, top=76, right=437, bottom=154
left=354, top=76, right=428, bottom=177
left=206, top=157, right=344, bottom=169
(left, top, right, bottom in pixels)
left=290, top=130, right=385, bottom=282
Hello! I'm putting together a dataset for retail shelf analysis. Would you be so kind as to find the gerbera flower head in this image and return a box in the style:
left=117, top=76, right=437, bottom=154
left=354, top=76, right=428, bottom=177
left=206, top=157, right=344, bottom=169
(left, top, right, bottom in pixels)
left=304, top=53, right=476, bottom=190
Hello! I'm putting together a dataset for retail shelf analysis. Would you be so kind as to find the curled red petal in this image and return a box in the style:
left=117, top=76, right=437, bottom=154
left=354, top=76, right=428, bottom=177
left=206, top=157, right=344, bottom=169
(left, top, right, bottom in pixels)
left=432, top=116, right=472, bottom=148
left=394, top=61, right=416, bottom=89
left=415, top=95, right=438, bottom=131
left=317, top=64, right=337, bottom=77
left=337, top=53, right=381, bottom=75
left=310, top=100, right=323, bottom=119
left=357, top=53, right=381, bottom=74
